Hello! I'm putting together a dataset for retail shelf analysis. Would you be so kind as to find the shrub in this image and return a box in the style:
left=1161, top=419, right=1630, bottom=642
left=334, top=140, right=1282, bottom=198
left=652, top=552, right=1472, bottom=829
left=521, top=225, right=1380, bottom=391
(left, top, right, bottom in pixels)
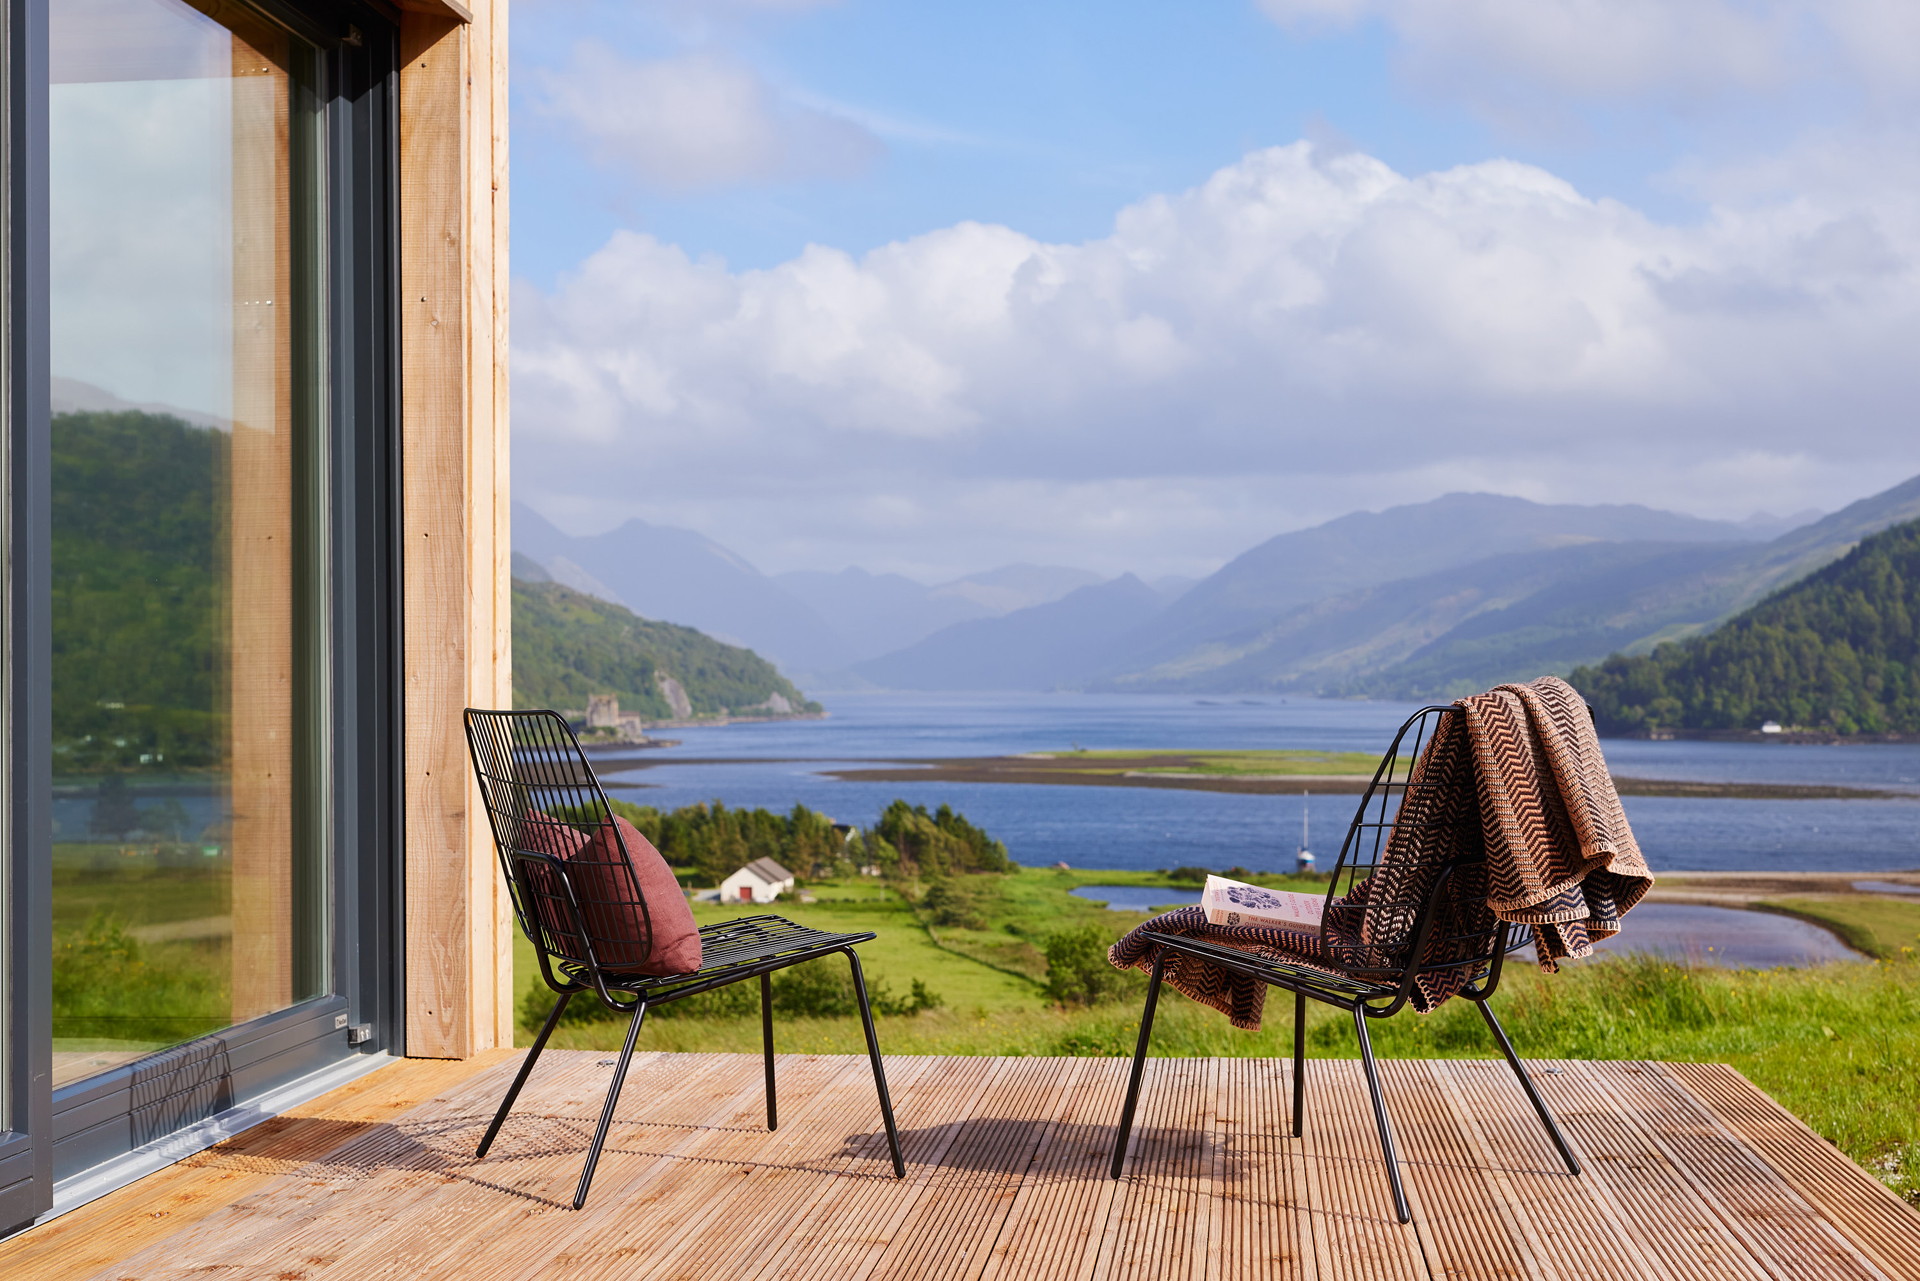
left=922, top=878, right=988, bottom=930
left=1044, top=925, right=1132, bottom=1007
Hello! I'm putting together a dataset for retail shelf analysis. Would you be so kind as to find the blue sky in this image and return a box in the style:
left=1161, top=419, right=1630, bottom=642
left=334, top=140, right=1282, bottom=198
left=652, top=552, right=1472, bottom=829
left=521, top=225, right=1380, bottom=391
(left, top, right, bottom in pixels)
left=510, top=0, right=1920, bottom=581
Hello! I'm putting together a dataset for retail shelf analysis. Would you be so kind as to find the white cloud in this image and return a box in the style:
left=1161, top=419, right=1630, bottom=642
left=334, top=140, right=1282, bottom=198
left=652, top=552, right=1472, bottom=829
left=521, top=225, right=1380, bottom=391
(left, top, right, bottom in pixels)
left=513, top=141, right=1920, bottom=578
left=529, top=43, right=880, bottom=190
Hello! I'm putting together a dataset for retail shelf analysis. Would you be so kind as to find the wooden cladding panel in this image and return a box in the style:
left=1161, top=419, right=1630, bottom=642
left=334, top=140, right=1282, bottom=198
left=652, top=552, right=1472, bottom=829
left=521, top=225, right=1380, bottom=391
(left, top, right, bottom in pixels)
left=400, top=0, right=511, bottom=1059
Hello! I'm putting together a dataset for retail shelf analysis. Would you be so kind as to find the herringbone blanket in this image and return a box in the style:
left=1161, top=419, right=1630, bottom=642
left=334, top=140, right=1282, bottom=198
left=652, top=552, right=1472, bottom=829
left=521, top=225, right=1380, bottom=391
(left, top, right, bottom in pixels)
left=1105, top=906, right=1332, bottom=1030
left=1461, top=675, right=1653, bottom=969
left=1105, top=676, right=1652, bottom=1026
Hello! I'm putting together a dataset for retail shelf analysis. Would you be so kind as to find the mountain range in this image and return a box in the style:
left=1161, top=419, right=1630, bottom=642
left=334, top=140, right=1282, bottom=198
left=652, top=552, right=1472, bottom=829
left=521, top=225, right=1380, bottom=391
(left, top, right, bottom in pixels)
left=514, top=474, right=1920, bottom=699
left=511, top=501, right=1118, bottom=679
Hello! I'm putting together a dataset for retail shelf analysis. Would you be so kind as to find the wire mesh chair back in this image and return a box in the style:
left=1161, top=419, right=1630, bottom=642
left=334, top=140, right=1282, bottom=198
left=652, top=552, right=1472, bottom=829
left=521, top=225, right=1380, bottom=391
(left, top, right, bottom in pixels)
left=1319, top=705, right=1503, bottom=990
left=464, top=709, right=658, bottom=982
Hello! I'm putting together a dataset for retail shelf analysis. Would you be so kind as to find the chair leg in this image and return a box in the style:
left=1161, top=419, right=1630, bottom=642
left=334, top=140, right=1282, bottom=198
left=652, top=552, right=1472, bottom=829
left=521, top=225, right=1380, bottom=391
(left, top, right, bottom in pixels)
left=845, top=950, right=906, bottom=1178
left=762, top=971, right=778, bottom=1131
left=1109, top=953, right=1166, bottom=1180
left=1292, top=990, right=1307, bottom=1139
left=1352, top=1006, right=1412, bottom=1225
left=573, top=999, right=647, bottom=1211
left=477, top=990, right=572, bottom=1158
left=1474, top=997, right=1581, bottom=1176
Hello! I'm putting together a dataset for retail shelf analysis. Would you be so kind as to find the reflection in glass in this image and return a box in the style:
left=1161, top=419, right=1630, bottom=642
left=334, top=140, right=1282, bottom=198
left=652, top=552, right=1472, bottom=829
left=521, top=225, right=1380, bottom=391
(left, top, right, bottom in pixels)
left=49, top=0, right=327, bottom=1087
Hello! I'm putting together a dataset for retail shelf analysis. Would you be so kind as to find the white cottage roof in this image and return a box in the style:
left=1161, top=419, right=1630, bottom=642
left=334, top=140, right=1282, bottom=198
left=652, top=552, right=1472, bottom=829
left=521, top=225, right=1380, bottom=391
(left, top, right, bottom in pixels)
left=738, top=857, right=794, bottom=885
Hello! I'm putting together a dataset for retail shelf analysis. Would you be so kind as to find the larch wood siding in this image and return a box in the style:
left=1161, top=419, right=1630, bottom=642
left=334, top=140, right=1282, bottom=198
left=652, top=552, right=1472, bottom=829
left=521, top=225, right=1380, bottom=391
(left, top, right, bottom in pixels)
left=399, top=0, right=512, bottom=1060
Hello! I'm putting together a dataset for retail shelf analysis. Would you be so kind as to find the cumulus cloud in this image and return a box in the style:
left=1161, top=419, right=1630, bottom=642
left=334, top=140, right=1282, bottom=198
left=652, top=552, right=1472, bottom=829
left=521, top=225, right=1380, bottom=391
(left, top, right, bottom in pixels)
left=513, top=142, right=1920, bottom=577
left=529, top=43, right=880, bottom=190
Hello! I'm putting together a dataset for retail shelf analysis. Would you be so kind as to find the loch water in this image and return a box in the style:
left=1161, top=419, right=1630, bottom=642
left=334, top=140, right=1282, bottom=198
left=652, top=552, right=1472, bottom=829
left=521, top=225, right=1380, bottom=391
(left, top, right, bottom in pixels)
left=593, top=692, right=1920, bottom=877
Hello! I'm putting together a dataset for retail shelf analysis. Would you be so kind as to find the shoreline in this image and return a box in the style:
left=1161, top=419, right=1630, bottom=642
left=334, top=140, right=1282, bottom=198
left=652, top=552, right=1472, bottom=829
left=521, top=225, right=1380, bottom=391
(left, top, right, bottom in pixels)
left=586, top=750, right=1918, bottom=800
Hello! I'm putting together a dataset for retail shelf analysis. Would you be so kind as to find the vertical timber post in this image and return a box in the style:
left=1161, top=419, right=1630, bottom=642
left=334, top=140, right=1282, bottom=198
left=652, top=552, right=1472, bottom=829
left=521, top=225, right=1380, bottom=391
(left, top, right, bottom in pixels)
left=399, top=0, right=510, bottom=1059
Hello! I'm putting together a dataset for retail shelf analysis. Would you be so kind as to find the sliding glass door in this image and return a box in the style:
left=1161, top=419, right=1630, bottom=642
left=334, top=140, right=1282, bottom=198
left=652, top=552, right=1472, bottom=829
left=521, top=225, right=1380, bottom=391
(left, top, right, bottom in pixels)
left=3, top=0, right=403, bottom=1231
left=48, top=0, right=331, bottom=1090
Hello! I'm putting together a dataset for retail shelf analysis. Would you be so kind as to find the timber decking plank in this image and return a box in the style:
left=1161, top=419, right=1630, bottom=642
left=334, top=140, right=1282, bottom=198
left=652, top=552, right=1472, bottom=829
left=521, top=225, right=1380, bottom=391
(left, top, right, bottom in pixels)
left=1213, top=1055, right=1308, bottom=1281
left=977, top=1057, right=1123, bottom=1281
left=1514, top=1059, right=1746, bottom=1281
left=1590, top=1061, right=1894, bottom=1281
left=877, top=1056, right=1065, bottom=1281
left=744, top=1054, right=1004, bottom=1281
left=403, top=1050, right=805, bottom=1281
left=7, top=1052, right=1909, bottom=1281
left=1299, top=1058, right=1425, bottom=1281
left=537, top=1052, right=925, bottom=1281
left=73, top=1055, right=526, bottom=1281
left=1667, top=1062, right=1920, bottom=1281
left=0, top=1053, right=507, bottom=1281
left=1383, top=1058, right=1530, bottom=1281
left=114, top=1052, right=618, bottom=1281
left=1106, top=1056, right=1212, bottom=1281
left=1442, top=1058, right=1677, bottom=1281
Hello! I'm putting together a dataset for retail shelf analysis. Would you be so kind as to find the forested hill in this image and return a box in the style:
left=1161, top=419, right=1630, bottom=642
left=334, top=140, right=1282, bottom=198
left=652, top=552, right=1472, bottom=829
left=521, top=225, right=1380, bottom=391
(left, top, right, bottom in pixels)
left=512, top=577, right=820, bottom=719
left=1571, top=518, right=1920, bottom=735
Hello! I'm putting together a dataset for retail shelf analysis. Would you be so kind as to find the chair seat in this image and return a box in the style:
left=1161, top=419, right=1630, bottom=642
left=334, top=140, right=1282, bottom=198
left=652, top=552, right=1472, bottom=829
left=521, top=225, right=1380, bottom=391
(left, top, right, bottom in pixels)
left=551, top=914, right=877, bottom=1003
left=1143, top=929, right=1402, bottom=1006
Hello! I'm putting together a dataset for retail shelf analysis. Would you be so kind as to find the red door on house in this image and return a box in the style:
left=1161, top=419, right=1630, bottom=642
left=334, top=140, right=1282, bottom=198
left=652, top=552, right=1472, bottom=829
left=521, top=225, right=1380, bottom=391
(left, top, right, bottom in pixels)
left=740, top=886, right=753, bottom=902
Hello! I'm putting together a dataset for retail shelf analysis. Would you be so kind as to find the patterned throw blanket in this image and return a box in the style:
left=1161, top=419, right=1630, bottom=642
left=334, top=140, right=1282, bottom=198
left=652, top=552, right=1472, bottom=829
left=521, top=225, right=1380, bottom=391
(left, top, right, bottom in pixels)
left=1107, top=676, right=1653, bottom=1028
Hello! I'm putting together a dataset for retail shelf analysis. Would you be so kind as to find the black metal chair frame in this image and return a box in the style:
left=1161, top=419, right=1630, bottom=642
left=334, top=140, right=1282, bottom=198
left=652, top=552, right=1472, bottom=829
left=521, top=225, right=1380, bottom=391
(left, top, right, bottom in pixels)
left=1107, top=705, right=1581, bottom=1224
left=464, top=708, right=906, bottom=1210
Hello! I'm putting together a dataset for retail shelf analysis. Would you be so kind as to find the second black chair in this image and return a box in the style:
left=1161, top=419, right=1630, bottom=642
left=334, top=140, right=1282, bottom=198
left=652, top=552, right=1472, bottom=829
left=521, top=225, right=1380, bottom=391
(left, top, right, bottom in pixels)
left=464, top=708, right=906, bottom=1209
left=1107, top=705, right=1581, bottom=1224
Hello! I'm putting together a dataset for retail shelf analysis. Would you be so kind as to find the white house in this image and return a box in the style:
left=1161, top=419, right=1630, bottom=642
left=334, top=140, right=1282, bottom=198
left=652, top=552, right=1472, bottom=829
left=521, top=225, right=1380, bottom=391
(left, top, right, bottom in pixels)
left=719, top=857, right=796, bottom=904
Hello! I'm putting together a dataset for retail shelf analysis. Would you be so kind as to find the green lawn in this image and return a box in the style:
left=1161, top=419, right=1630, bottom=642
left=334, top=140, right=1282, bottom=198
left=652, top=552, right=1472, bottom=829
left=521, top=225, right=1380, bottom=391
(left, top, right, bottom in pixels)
left=1034, top=749, right=1385, bottom=777
left=1756, top=897, right=1920, bottom=960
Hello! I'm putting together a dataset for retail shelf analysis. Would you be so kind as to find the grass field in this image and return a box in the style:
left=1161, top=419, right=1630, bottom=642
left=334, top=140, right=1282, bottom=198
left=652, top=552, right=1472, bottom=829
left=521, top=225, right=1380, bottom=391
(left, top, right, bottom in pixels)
left=513, top=870, right=1920, bottom=1205
left=1036, top=749, right=1386, bottom=777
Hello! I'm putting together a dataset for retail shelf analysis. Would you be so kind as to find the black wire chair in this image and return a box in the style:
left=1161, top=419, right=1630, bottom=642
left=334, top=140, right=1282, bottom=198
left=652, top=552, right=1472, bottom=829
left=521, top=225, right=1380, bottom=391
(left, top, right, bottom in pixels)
left=464, top=708, right=906, bottom=1210
left=1107, top=705, right=1581, bottom=1224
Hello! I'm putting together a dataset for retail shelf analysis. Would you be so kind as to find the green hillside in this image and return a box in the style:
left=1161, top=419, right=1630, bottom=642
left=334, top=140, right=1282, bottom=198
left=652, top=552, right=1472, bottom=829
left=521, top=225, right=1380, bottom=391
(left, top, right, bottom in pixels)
left=53, top=410, right=226, bottom=772
left=512, top=577, right=819, bottom=718
left=1571, top=518, right=1920, bottom=734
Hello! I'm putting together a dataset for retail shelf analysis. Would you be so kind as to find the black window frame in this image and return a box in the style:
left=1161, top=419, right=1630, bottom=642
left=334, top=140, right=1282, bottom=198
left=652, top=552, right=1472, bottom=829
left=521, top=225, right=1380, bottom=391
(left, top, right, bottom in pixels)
left=0, top=0, right=407, bottom=1234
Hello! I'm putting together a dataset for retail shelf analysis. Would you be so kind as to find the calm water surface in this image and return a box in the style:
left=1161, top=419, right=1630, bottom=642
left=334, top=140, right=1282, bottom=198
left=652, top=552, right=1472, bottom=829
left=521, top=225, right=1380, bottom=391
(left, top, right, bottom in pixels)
left=593, top=693, right=1920, bottom=877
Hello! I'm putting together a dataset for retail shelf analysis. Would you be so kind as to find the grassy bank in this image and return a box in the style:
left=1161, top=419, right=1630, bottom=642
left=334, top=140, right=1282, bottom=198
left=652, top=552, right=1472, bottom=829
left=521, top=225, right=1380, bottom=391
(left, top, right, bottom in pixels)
left=513, top=872, right=1920, bottom=1205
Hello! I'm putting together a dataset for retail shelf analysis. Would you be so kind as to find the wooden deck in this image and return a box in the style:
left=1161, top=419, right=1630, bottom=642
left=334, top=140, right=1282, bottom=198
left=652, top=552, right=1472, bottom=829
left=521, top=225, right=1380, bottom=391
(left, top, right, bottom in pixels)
left=7, top=1049, right=1918, bottom=1280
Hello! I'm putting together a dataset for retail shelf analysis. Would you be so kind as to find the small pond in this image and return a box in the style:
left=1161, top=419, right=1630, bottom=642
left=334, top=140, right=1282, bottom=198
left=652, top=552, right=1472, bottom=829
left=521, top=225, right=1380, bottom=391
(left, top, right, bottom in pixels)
left=1071, top=885, right=1202, bottom=914
left=1583, top=903, right=1863, bottom=968
left=1852, top=880, right=1920, bottom=896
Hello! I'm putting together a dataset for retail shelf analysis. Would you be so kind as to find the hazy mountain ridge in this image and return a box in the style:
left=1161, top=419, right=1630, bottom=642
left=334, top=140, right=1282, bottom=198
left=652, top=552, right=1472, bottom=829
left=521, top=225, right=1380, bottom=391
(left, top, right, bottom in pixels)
left=513, top=479, right=1920, bottom=699
left=851, top=574, right=1165, bottom=691
left=1106, top=492, right=1779, bottom=679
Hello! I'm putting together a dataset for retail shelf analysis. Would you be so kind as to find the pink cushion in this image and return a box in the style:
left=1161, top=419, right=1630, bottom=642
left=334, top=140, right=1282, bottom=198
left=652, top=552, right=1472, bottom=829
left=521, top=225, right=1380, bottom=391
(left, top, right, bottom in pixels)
left=518, top=811, right=588, bottom=951
left=571, top=816, right=704, bottom=975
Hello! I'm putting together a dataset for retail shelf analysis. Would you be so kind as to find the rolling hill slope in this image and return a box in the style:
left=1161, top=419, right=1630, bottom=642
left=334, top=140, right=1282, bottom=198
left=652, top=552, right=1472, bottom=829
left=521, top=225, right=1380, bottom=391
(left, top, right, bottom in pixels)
left=512, top=578, right=818, bottom=719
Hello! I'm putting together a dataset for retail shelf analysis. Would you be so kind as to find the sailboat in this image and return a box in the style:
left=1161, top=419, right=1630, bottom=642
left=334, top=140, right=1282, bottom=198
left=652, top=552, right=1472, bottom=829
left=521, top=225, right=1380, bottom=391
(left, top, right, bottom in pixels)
left=1296, top=790, right=1315, bottom=874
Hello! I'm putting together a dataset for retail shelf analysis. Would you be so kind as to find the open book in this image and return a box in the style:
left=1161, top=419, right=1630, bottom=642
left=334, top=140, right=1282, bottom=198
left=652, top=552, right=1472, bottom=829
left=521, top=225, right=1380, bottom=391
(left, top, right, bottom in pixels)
left=1202, top=874, right=1324, bottom=932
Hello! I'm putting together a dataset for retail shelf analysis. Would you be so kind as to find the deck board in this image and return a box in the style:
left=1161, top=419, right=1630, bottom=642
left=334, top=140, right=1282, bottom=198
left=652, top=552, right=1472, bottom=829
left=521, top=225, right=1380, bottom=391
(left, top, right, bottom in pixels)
left=6, top=1051, right=1916, bottom=1281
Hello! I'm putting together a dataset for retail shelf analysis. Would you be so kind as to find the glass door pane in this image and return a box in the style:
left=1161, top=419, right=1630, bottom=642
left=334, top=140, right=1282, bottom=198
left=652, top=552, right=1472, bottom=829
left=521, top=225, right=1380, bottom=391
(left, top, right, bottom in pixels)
left=48, top=0, right=328, bottom=1088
